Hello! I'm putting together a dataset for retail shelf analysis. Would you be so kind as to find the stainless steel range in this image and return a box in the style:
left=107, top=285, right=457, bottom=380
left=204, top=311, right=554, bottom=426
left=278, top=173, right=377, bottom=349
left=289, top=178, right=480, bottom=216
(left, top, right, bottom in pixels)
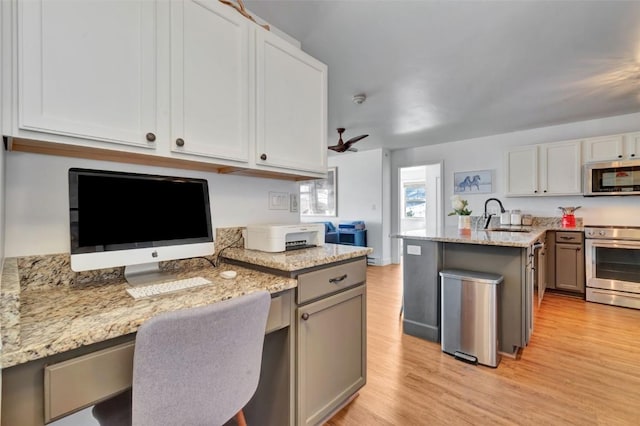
left=585, top=226, right=640, bottom=309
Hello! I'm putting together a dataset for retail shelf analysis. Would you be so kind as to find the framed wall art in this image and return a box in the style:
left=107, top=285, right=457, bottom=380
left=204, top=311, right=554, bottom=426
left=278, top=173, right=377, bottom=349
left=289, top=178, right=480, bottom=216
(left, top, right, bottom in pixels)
left=453, top=169, right=493, bottom=194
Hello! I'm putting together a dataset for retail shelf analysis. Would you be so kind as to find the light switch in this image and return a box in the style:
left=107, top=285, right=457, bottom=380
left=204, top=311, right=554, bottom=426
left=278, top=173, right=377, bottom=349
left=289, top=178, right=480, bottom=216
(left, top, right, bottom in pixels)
left=268, top=192, right=289, bottom=210
left=407, top=245, right=421, bottom=255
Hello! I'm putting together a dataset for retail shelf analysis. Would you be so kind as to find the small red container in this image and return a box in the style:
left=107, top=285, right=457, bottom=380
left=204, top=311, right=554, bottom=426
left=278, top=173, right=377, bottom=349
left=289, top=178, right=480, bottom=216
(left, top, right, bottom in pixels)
left=562, top=214, right=576, bottom=228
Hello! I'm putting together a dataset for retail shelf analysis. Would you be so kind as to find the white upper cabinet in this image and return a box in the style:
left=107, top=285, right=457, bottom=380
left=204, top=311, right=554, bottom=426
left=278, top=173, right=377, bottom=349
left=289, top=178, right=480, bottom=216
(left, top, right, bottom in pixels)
left=505, top=140, right=582, bottom=197
left=624, top=132, right=640, bottom=160
left=582, top=134, right=624, bottom=162
left=17, top=0, right=158, bottom=148
left=255, top=29, right=328, bottom=174
left=539, top=140, right=582, bottom=195
left=6, top=0, right=328, bottom=179
left=505, top=146, right=538, bottom=196
left=170, top=0, right=250, bottom=162
left=583, top=133, right=640, bottom=162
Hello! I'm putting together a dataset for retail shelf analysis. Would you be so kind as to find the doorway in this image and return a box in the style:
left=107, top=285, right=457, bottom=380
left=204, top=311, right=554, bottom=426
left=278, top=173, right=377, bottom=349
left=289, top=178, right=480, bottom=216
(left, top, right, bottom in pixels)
left=399, top=164, right=442, bottom=235
left=396, top=163, right=443, bottom=261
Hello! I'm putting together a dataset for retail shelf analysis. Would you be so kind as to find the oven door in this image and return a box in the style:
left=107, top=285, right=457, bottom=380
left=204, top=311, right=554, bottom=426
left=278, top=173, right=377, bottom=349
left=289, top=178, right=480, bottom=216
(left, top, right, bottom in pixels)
left=585, top=239, right=640, bottom=293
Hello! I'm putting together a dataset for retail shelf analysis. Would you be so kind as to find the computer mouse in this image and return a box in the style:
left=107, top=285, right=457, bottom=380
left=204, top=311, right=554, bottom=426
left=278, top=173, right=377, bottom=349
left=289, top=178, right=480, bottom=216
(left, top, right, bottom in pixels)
left=220, top=270, right=237, bottom=279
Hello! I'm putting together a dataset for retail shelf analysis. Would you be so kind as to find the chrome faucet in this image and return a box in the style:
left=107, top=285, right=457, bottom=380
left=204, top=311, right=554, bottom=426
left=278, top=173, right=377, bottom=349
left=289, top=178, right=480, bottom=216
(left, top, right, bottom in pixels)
left=483, top=198, right=506, bottom=229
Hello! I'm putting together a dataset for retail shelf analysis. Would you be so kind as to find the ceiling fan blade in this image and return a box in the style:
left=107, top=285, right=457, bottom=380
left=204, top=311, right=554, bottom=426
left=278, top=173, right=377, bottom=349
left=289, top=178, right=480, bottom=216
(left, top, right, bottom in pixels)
left=345, top=134, right=369, bottom=144
left=328, top=145, right=346, bottom=152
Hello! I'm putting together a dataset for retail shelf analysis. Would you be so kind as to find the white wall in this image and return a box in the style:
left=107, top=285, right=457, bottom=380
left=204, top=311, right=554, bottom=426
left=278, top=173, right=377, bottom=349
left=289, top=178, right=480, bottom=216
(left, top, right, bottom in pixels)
left=0, top=1, right=4, bottom=416
left=4, top=152, right=299, bottom=257
left=390, top=111, right=640, bottom=261
left=302, top=148, right=391, bottom=265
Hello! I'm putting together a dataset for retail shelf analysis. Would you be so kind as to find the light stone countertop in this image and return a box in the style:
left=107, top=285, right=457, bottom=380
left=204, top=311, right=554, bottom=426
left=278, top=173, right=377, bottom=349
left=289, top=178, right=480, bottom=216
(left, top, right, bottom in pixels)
left=1, top=243, right=372, bottom=369
left=393, top=224, right=583, bottom=247
left=222, top=243, right=373, bottom=272
left=0, top=258, right=296, bottom=369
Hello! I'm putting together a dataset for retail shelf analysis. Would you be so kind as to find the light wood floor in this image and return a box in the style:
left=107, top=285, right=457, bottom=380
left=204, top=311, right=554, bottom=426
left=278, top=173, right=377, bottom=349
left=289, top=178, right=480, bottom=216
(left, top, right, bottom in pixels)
left=326, top=264, right=640, bottom=425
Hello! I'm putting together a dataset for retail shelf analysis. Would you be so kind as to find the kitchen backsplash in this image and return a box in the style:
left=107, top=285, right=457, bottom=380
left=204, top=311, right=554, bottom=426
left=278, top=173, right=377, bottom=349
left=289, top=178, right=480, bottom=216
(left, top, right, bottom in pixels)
left=12, top=227, right=244, bottom=291
left=472, top=216, right=583, bottom=229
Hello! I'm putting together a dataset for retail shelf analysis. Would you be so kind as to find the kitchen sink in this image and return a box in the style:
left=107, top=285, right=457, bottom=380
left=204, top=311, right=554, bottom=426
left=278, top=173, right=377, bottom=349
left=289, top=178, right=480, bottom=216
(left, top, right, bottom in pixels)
left=485, top=228, right=532, bottom=233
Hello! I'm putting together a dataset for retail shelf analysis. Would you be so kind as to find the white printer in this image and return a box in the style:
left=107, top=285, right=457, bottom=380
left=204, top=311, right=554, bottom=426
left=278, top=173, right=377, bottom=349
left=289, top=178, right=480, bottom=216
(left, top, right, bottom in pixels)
left=245, top=223, right=325, bottom=252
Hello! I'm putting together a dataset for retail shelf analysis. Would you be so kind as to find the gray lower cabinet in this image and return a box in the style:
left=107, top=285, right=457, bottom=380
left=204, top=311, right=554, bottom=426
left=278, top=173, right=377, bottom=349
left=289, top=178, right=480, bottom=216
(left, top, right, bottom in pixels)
left=547, top=231, right=585, bottom=294
left=296, top=259, right=367, bottom=426
left=1, top=292, right=294, bottom=426
left=402, top=240, right=442, bottom=342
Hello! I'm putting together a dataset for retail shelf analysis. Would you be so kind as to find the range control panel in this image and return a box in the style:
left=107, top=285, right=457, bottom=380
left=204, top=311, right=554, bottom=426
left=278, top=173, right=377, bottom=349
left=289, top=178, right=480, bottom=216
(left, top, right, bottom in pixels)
left=584, top=226, right=640, bottom=240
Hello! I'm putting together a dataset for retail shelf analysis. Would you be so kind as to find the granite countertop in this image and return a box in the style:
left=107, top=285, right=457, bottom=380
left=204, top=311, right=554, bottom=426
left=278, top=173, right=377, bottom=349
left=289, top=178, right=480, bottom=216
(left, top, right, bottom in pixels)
left=0, top=259, right=296, bottom=369
left=222, top=243, right=373, bottom=271
left=394, top=226, right=549, bottom=248
left=394, top=221, right=585, bottom=247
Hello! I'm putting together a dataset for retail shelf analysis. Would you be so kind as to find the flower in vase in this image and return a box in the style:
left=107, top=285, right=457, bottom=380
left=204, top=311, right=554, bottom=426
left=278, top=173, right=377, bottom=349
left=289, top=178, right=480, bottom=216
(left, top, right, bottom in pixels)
left=448, top=195, right=472, bottom=216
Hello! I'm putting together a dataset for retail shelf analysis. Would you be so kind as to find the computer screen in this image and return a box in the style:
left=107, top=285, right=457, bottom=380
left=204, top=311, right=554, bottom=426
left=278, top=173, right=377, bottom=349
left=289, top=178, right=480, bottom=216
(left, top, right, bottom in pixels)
left=69, top=168, right=214, bottom=283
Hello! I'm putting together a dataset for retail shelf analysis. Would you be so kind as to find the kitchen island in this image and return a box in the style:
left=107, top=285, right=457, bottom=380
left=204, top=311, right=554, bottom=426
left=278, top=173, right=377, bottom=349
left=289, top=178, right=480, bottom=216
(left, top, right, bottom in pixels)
left=0, top=242, right=371, bottom=426
left=396, top=226, right=547, bottom=356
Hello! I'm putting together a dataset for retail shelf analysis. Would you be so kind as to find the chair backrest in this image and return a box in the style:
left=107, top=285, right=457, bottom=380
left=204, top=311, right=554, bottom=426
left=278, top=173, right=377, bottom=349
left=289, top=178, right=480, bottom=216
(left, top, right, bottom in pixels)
left=131, top=290, right=271, bottom=426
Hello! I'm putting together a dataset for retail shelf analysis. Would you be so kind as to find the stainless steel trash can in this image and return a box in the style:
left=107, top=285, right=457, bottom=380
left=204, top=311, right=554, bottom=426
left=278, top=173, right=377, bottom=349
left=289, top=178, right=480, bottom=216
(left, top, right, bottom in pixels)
left=440, top=269, right=503, bottom=368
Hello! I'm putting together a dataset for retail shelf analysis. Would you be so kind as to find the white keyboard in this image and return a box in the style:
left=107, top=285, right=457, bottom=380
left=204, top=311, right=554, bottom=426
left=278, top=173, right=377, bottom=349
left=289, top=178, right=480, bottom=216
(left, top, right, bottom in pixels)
left=126, top=276, right=212, bottom=299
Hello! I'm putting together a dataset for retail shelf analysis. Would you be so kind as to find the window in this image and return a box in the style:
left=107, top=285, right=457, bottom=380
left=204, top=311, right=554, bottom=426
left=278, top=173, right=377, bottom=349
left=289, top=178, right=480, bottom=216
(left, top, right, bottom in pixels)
left=299, top=167, right=337, bottom=216
left=403, top=182, right=425, bottom=218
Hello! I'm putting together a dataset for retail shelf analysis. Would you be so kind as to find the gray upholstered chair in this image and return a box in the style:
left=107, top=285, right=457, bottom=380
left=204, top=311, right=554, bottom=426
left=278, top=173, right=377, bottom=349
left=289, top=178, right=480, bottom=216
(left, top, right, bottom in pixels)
left=92, top=290, right=271, bottom=426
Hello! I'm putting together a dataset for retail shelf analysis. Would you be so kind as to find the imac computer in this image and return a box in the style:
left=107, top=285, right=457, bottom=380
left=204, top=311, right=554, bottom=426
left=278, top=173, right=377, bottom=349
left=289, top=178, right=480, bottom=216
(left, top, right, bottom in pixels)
left=69, top=168, right=214, bottom=285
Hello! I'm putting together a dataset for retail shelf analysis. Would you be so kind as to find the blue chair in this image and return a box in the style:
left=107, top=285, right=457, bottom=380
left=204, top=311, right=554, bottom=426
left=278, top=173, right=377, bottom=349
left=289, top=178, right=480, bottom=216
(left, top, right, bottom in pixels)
left=320, top=222, right=339, bottom=243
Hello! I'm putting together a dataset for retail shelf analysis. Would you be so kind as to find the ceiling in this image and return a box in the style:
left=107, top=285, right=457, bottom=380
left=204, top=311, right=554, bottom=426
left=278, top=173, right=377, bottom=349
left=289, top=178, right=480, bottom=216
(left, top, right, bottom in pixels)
left=243, top=0, right=640, bottom=153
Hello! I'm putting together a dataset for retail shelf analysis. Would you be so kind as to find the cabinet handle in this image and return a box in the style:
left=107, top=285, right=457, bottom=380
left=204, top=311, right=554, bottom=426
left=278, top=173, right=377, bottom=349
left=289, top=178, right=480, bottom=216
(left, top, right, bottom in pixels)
left=329, top=274, right=348, bottom=284
left=543, top=190, right=547, bottom=193
left=631, top=154, right=636, bottom=157
left=176, top=138, right=185, bottom=147
left=301, top=313, right=310, bottom=321
left=534, top=190, right=538, bottom=193
left=146, top=132, right=156, bottom=142
left=559, top=236, right=574, bottom=240
left=618, top=154, right=623, bottom=158
left=260, top=153, right=267, bottom=161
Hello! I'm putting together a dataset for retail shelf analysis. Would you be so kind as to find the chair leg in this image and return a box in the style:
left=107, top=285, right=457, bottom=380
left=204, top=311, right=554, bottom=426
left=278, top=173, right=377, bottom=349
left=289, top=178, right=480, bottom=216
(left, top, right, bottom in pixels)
left=235, top=409, right=247, bottom=426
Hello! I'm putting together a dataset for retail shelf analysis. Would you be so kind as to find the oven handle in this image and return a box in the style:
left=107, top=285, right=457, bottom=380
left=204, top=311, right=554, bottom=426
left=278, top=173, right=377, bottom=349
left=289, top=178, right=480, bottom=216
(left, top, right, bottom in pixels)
left=590, top=289, right=640, bottom=300
left=586, top=240, right=640, bottom=250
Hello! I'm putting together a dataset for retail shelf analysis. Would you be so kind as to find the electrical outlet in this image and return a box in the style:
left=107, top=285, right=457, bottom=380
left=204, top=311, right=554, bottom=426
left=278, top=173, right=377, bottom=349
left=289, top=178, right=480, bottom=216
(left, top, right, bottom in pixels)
left=290, top=194, right=299, bottom=212
left=407, top=245, right=421, bottom=256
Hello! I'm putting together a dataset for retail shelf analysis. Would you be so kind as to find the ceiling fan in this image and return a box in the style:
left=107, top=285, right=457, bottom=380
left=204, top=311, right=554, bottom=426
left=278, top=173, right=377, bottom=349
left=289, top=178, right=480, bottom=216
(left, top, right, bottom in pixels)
left=328, top=128, right=369, bottom=153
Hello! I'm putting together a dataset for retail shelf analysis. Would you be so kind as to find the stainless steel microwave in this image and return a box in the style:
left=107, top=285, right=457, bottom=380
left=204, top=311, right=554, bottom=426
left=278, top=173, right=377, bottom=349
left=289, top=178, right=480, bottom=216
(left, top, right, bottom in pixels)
left=584, top=159, right=640, bottom=196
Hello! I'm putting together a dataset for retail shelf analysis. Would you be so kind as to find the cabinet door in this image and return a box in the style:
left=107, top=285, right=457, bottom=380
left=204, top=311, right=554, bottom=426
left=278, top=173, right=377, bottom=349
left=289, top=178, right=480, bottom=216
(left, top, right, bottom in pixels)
left=546, top=232, right=556, bottom=289
left=555, top=243, right=584, bottom=292
left=256, top=29, right=328, bottom=174
left=625, top=132, right=640, bottom=159
left=537, top=245, right=547, bottom=308
left=18, top=0, right=157, bottom=148
left=170, top=0, right=250, bottom=162
left=297, top=285, right=366, bottom=426
left=539, top=140, right=582, bottom=195
left=583, top=135, right=624, bottom=162
left=505, top=146, right=538, bottom=196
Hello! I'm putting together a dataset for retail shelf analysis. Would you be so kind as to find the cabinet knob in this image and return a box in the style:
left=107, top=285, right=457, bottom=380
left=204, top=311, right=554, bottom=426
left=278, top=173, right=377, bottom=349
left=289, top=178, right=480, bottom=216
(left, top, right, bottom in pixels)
left=631, top=154, right=636, bottom=157
left=618, top=154, right=623, bottom=158
left=260, top=153, right=267, bottom=161
left=301, top=313, right=310, bottom=321
left=543, top=190, right=547, bottom=193
left=146, top=132, right=156, bottom=142
left=176, top=138, right=185, bottom=147
left=534, top=190, right=538, bottom=193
